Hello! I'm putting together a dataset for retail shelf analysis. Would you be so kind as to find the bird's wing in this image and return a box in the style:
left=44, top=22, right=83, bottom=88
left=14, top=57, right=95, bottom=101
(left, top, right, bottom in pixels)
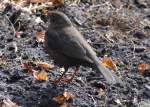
left=55, top=26, right=94, bottom=63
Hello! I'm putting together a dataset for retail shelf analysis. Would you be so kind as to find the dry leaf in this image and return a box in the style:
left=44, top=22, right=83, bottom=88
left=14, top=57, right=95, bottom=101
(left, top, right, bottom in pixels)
left=35, top=31, right=45, bottom=42
left=33, top=71, right=48, bottom=80
left=36, top=62, right=55, bottom=70
left=22, top=63, right=48, bottom=80
left=51, top=0, right=64, bottom=6
left=53, top=91, right=75, bottom=104
left=138, top=63, right=149, bottom=75
left=53, top=95, right=66, bottom=104
left=101, top=57, right=117, bottom=71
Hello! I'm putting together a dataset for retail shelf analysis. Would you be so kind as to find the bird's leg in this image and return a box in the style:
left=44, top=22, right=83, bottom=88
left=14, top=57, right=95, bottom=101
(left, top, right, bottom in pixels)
left=50, top=66, right=80, bottom=84
left=50, top=66, right=69, bottom=84
left=64, top=65, right=80, bottom=83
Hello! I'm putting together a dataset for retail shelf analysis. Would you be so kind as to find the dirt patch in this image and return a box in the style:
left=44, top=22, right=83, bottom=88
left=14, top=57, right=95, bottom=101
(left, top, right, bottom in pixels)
left=0, top=0, right=150, bottom=107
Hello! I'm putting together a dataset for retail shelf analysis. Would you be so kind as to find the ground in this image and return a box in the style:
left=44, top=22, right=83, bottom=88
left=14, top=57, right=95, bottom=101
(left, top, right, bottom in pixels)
left=0, top=0, right=150, bottom=107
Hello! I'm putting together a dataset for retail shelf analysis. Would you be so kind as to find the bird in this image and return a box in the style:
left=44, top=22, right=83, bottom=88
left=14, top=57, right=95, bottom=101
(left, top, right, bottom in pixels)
left=44, top=11, right=119, bottom=84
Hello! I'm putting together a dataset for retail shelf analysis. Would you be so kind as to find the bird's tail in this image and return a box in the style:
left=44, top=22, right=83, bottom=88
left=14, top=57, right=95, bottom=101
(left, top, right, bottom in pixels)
left=96, top=60, right=118, bottom=84
left=84, top=42, right=119, bottom=84
left=91, top=55, right=119, bottom=84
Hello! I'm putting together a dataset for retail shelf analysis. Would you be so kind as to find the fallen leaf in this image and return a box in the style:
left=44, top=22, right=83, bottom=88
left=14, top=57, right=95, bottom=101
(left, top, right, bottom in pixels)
left=51, top=0, right=64, bottom=6
left=53, top=95, right=66, bottom=104
left=101, top=57, right=117, bottom=71
left=35, top=31, right=45, bottom=42
left=22, top=63, right=48, bottom=80
left=36, top=62, right=55, bottom=70
left=53, top=91, right=75, bottom=104
left=33, top=71, right=48, bottom=80
left=138, top=63, right=149, bottom=75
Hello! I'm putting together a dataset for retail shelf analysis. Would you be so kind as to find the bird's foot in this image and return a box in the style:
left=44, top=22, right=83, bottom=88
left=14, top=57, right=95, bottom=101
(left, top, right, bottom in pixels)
left=49, top=74, right=74, bottom=84
left=49, top=77, right=63, bottom=84
left=50, top=66, right=80, bottom=85
left=62, top=74, right=75, bottom=83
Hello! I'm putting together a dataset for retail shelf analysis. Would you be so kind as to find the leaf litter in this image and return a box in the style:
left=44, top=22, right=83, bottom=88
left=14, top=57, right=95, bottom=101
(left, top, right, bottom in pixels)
left=0, top=0, right=150, bottom=106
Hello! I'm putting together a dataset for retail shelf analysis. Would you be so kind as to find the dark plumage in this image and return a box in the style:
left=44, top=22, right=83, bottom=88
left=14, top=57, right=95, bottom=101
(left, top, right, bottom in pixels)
left=45, top=11, right=119, bottom=84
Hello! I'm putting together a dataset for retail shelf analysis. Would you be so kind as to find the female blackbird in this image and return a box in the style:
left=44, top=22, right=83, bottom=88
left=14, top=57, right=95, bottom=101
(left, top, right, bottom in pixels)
left=45, top=11, right=118, bottom=84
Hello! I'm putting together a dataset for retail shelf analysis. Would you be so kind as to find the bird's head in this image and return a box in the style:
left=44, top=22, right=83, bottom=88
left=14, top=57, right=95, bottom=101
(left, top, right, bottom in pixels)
left=48, top=11, right=72, bottom=28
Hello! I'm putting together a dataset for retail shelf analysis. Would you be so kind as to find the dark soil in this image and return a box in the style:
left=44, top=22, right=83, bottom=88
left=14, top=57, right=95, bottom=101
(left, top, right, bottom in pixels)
left=0, top=0, right=150, bottom=107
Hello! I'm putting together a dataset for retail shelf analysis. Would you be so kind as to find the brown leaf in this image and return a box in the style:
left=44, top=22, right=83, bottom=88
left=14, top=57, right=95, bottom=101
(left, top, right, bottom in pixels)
left=53, top=91, right=75, bottom=104
left=22, top=63, right=48, bottom=80
left=35, top=31, right=45, bottom=43
left=36, top=62, right=55, bottom=70
left=53, top=95, right=66, bottom=104
left=33, top=71, right=48, bottom=80
left=51, top=0, right=64, bottom=6
left=101, top=57, right=117, bottom=71
left=138, top=63, right=149, bottom=75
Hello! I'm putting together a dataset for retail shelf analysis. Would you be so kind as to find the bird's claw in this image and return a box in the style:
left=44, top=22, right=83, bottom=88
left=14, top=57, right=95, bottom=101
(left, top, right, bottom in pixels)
left=49, top=74, right=75, bottom=84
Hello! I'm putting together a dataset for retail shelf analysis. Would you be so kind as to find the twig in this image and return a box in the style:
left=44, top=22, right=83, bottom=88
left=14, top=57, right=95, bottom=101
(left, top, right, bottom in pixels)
left=95, top=30, right=113, bottom=46
left=130, top=39, right=136, bottom=59
left=3, top=14, right=16, bottom=37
